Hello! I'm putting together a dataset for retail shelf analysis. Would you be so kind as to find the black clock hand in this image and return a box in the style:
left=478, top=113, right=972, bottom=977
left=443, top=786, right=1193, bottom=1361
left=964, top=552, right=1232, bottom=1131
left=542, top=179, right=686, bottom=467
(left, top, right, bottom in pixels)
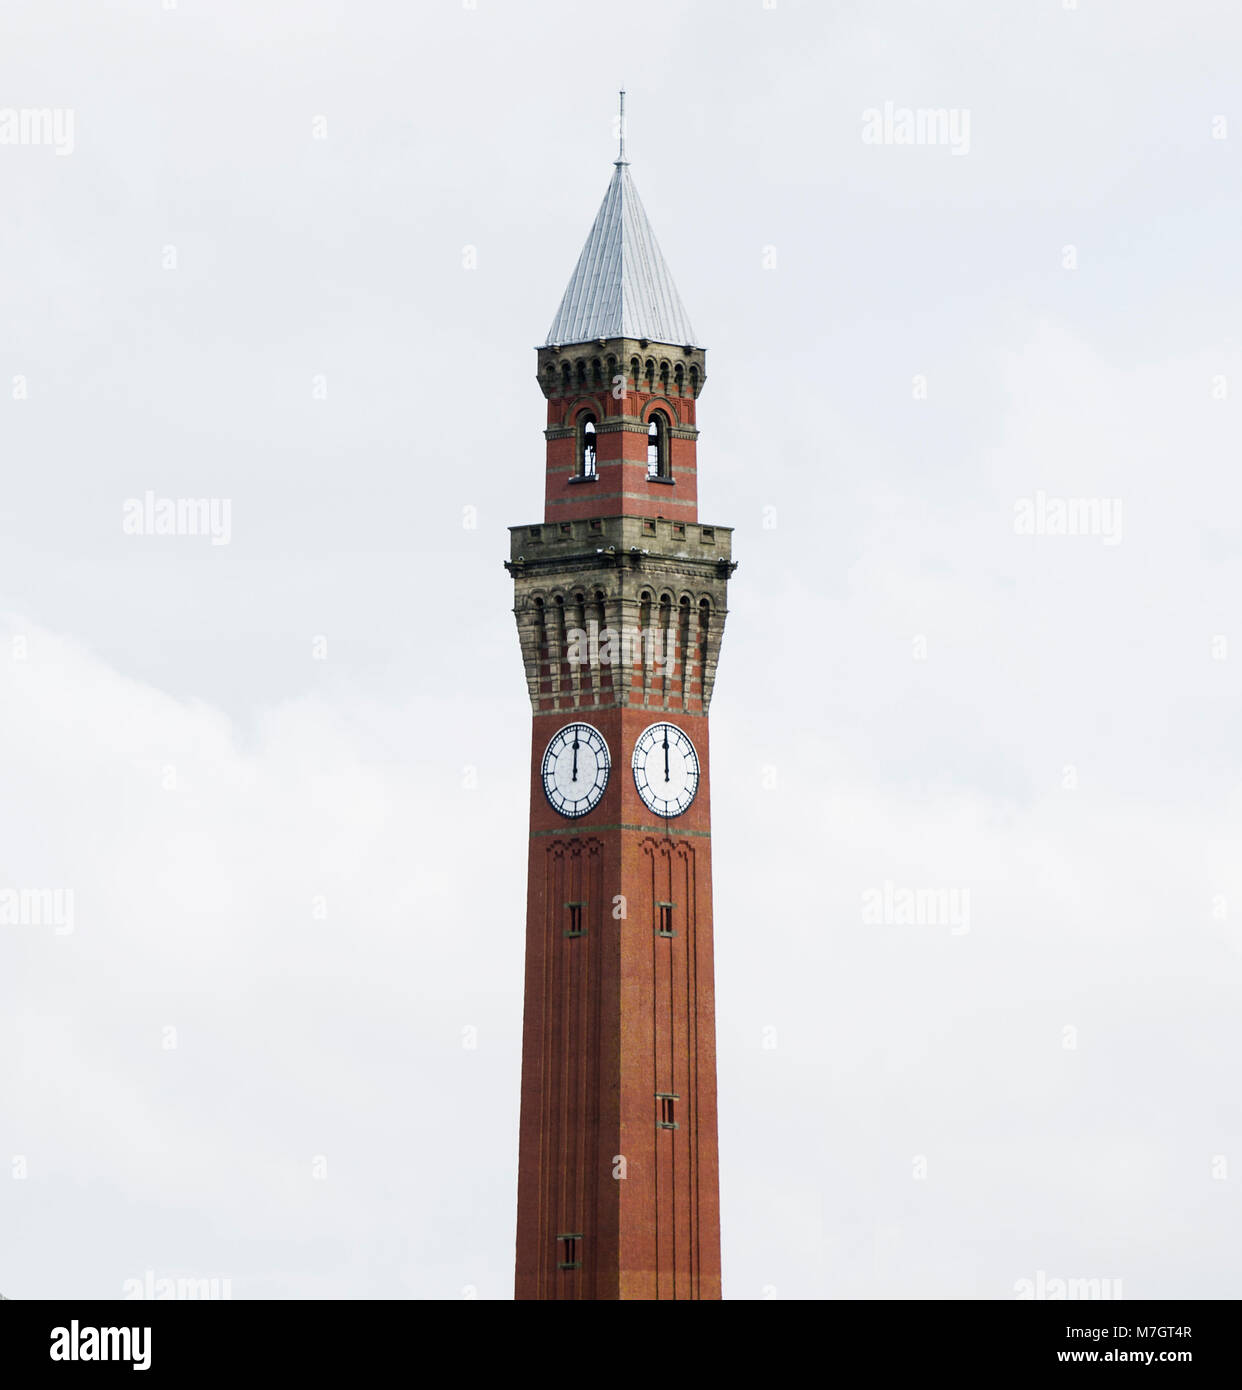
left=663, top=730, right=670, bottom=782
left=572, top=733, right=579, bottom=782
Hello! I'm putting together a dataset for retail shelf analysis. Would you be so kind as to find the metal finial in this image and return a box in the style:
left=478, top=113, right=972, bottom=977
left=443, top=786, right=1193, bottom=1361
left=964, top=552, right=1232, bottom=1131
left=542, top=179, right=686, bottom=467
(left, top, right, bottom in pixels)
left=616, top=89, right=628, bottom=165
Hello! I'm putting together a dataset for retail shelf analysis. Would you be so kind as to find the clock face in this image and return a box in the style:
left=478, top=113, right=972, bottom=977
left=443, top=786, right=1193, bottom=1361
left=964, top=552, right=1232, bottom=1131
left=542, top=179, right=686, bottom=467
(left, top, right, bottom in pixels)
left=632, top=722, right=700, bottom=818
left=542, top=722, right=611, bottom=818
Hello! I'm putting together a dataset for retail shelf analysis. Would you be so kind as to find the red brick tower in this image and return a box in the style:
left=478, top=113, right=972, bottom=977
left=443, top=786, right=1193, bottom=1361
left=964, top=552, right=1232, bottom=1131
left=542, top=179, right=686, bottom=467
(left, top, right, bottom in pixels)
left=506, top=102, right=735, bottom=1301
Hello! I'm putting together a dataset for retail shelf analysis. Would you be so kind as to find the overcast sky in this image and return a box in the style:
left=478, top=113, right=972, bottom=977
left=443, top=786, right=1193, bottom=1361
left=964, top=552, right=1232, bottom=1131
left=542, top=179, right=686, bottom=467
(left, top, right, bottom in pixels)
left=2, top=0, right=1240, bottom=1299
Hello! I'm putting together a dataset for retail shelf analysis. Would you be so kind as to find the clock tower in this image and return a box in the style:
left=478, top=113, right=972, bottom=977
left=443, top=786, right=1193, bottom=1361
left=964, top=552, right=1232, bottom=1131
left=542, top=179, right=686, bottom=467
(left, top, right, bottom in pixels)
left=506, top=103, right=735, bottom=1301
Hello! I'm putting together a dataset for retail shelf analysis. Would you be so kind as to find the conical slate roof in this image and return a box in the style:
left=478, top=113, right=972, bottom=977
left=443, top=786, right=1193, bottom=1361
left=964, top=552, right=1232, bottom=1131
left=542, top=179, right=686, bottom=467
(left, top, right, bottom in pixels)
left=545, top=161, right=698, bottom=349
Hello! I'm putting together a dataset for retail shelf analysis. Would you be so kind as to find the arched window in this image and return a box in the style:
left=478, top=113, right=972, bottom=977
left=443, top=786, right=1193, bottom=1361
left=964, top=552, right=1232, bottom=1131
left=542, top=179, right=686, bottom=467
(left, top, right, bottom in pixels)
left=646, top=412, right=669, bottom=480
left=579, top=413, right=598, bottom=478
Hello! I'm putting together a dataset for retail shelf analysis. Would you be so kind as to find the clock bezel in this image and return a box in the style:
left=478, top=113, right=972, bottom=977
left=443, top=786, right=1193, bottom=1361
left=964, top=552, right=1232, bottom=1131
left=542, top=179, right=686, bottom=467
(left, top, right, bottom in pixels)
left=631, top=721, right=700, bottom=819
left=541, top=721, right=611, bottom=819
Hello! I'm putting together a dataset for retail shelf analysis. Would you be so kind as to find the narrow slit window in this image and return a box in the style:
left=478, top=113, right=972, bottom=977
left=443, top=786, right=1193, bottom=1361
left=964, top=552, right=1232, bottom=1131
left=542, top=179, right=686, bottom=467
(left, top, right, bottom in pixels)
left=557, top=1234, right=581, bottom=1269
left=656, top=1094, right=679, bottom=1129
left=646, top=413, right=669, bottom=480
left=565, top=902, right=585, bottom=937
left=657, top=903, right=674, bottom=937
left=580, top=415, right=598, bottom=478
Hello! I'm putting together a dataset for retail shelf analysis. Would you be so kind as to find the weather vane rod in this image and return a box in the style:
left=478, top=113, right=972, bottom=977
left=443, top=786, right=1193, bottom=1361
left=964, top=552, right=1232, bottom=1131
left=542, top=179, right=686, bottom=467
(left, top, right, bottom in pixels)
left=617, top=89, right=627, bottom=164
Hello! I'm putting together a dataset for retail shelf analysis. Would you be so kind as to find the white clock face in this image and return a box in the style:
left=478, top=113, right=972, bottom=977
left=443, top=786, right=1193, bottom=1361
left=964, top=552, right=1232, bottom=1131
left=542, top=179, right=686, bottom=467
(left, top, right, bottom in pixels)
left=632, top=722, right=700, bottom=818
left=542, top=722, right=610, bottom=818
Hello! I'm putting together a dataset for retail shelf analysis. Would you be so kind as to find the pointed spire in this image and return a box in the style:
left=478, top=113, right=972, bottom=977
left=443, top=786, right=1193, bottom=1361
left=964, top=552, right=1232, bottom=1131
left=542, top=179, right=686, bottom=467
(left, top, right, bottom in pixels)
left=545, top=102, right=698, bottom=349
